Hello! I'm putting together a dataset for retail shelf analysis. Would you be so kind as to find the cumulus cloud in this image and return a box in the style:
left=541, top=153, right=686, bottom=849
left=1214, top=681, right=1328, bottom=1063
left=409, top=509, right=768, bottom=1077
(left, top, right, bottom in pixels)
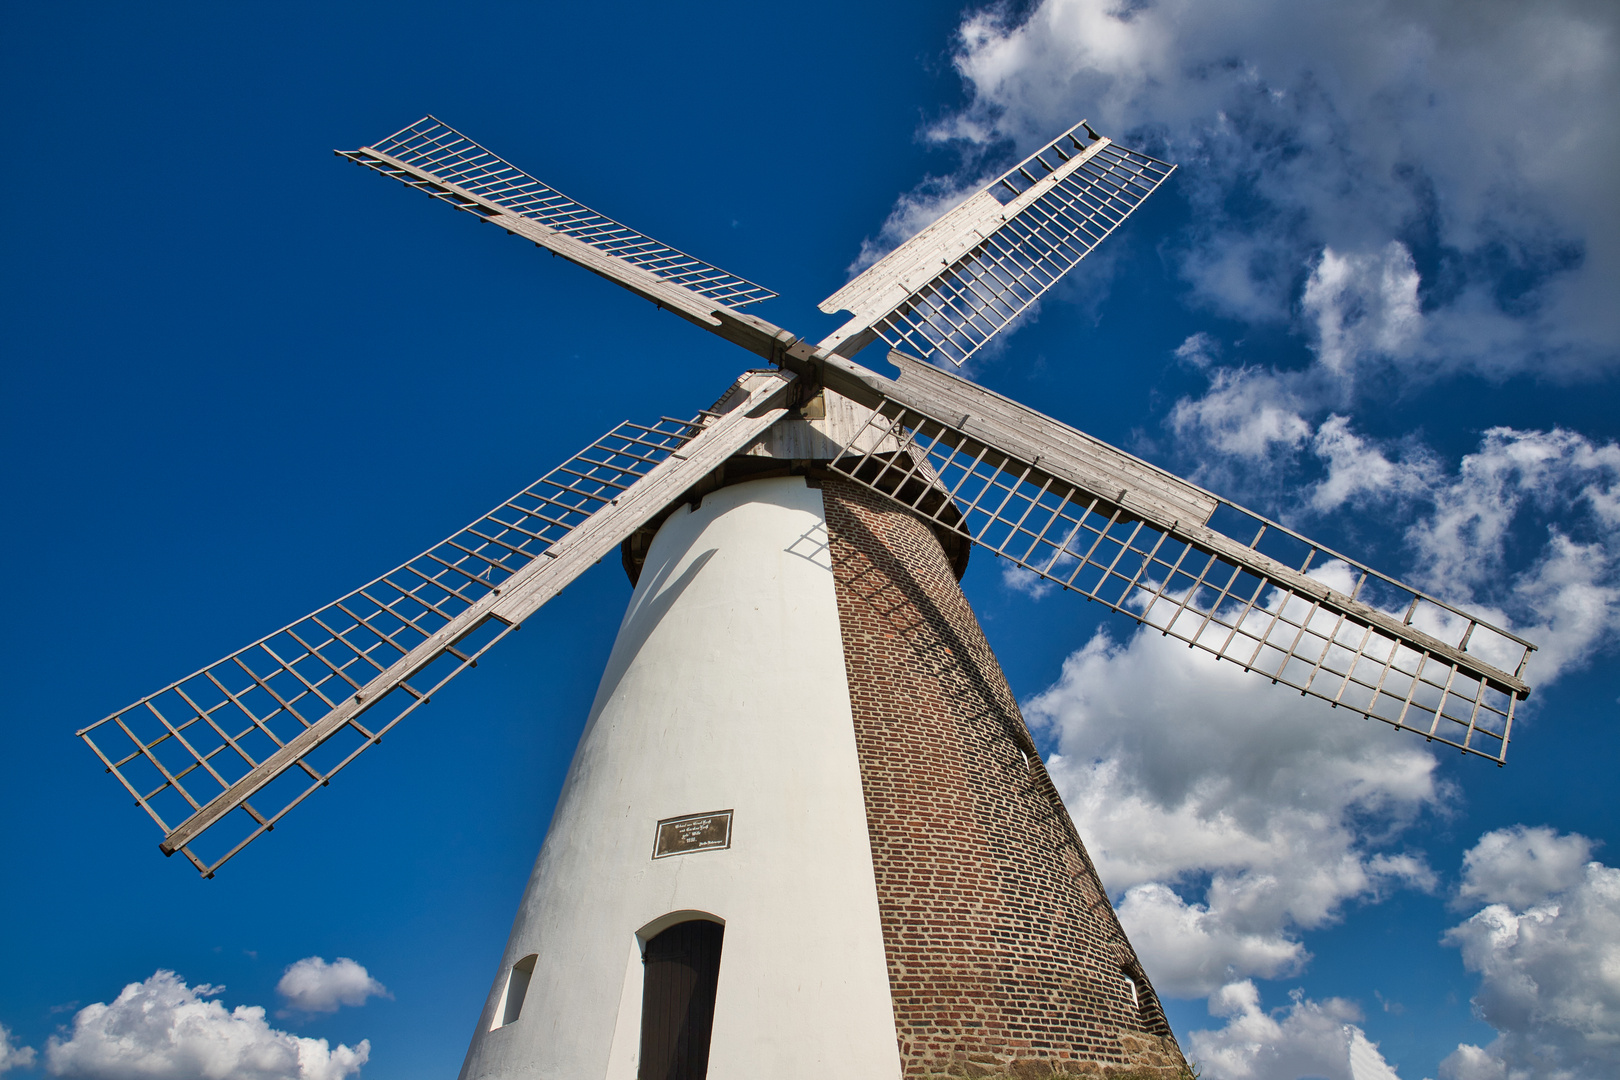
left=1302, top=244, right=1424, bottom=381
left=1187, top=980, right=1403, bottom=1080
left=0, top=1024, right=35, bottom=1073
left=1113, top=884, right=1308, bottom=996
left=1168, top=364, right=1312, bottom=462
left=1026, top=627, right=1443, bottom=997
left=1000, top=561, right=1056, bottom=599
left=46, top=971, right=368, bottom=1080
left=1174, top=331, right=1219, bottom=370
left=276, top=958, right=388, bottom=1016
left=1156, top=268, right=1620, bottom=672
left=1306, top=415, right=1438, bottom=513
left=1396, top=427, right=1620, bottom=682
left=1404, top=430, right=1610, bottom=590
left=1440, top=831, right=1620, bottom=1079
left=1455, top=825, right=1596, bottom=911
left=934, top=0, right=1620, bottom=375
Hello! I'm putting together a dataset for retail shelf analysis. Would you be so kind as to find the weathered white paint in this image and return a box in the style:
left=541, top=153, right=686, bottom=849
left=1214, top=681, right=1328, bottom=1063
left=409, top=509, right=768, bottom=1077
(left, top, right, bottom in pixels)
left=459, top=476, right=899, bottom=1080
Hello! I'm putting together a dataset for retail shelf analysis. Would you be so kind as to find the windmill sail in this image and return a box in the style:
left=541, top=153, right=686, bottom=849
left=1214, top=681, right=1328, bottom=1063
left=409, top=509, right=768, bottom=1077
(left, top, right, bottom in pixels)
left=817, top=121, right=1174, bottom=365
left=819, top=351, right=1534, bottom=762
left=79, top=374, right=795, bottom=876
left=338, top=117, right=777, bottom=328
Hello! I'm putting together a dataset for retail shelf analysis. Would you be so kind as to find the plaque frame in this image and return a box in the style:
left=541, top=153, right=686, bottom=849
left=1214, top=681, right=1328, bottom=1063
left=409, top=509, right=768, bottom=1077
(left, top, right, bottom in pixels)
left=652, top=809, right=734, bottom=859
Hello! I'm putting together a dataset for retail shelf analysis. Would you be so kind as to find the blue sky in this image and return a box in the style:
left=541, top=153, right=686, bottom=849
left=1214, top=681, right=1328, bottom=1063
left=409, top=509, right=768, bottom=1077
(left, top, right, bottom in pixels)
left=2, top=2, right=1617, bottom=1079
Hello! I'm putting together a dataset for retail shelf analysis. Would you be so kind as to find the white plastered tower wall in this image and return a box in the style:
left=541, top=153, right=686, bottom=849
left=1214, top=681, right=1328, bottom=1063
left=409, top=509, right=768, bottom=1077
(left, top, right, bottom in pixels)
left=458, top=467, right=901, bottom=1080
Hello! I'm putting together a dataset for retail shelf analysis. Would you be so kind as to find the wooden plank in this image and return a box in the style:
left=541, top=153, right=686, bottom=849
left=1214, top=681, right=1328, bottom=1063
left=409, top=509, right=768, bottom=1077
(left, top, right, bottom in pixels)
left=159, top=374, right=796, bottom=857
left=819, top=192, right=1006, bottom=320
left=819, top=139, right=1114, bottom=322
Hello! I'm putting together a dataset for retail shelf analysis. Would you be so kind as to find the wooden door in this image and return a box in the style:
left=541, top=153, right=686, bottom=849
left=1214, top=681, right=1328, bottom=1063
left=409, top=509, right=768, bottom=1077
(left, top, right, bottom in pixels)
left=638, top=919, right=724, bottom=1080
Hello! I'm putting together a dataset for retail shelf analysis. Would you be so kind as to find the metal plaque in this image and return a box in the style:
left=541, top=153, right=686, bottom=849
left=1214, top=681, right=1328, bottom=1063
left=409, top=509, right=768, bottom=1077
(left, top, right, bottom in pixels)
left=652, top=810, right=733, bottom=859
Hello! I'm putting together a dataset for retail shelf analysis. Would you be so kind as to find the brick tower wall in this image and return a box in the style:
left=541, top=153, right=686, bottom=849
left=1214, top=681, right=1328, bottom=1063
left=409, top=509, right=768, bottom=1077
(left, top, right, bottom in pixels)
left=820, top=477, right=1188, bottom=1080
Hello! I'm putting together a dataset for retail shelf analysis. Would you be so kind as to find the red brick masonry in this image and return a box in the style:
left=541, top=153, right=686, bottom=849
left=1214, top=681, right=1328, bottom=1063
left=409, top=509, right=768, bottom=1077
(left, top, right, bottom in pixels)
left=822, top=479, right=1188, bottom=1080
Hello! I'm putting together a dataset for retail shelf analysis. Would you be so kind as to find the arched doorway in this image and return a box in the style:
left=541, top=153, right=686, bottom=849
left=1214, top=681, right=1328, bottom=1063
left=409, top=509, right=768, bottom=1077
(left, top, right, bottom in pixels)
left=638, top=918, right=724, bottom=1080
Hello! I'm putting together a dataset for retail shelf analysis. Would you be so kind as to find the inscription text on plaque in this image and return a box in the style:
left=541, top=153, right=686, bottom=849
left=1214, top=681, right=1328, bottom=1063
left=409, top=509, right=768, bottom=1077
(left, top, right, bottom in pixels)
left=653, top=810, right=734, bottom=859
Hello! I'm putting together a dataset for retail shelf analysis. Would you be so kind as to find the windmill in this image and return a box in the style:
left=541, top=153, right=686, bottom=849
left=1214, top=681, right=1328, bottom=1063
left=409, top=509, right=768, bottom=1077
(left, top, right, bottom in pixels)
left=78, top=116, right=1537, bottom=1080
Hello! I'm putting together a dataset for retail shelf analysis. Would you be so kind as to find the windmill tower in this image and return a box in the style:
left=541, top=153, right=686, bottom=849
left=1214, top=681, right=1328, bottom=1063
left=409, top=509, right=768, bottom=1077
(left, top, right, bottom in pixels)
left=79, top=117, right=1538, bottom=1080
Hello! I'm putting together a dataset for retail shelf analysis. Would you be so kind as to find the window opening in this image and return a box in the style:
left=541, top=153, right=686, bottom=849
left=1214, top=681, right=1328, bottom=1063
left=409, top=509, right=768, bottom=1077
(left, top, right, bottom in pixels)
left=1120, top=961, right=1169, bottom=1035
left=491, top=953, right=537, bottom=1030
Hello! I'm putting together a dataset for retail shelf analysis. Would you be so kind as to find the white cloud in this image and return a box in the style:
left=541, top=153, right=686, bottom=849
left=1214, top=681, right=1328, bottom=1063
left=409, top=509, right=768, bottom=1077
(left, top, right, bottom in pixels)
left=1456, top=825, right=1597, bottom=911
left=1186, top=980, right=1404, bottom=1080
left=1026, top=626, right=1444, bottom=997
left=1302, top=244, right=1424, bottom=380
left=0, top=1024, right=35, bottom=1073
left=275, top=958, right=388, bottom=1016
left=935, top=0, right=1620, bottom=376
left=1398, top=427, right=1620, bottom=682
left=1175, top=331, right=1220, bottom=370
left=999, top=561, right=1055, bottom=599
left=1505, top=531, right=1620, bottom=684
left=1437, top=1042, right=1506, bottom=1080
left=1167, top=365, right=1312, bottom=462
left=1307, top=415, right=1438, bottom=513
left=1440, top=833, right=1620, bottom=1080
left=1112, top=884, right=1308, bottom=995
left=1404, top=429, right=1610, bottom=595
left=45, top=970, right=369, bottom=1080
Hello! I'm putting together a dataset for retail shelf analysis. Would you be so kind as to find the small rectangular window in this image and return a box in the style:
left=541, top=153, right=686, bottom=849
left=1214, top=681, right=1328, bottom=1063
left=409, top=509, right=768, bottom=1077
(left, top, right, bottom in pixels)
left=492, top=954, right=538, bottom=1030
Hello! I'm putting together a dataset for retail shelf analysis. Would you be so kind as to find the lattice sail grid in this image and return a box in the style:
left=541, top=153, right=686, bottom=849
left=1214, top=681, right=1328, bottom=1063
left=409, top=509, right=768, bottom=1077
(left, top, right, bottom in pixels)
left=828, top=401, right=1535, bottom=763
left=874, top=136, right=1174, bottom=367
left=341, top=116, right=776, bottom=308
left=79, top=416, right=704, bottom=876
